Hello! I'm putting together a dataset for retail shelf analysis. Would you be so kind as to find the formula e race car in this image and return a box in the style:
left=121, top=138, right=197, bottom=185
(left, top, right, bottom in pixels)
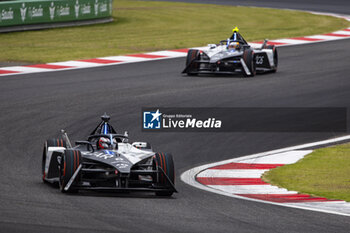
left=182, top=27, right=278, bottom=77
left=42, top=113, right=176, bottom=196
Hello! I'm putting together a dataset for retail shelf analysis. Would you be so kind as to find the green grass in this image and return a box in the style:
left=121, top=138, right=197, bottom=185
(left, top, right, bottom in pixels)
left=0, top=0, right=349, bottom=63
left=263, top=143, right=350, bottom=202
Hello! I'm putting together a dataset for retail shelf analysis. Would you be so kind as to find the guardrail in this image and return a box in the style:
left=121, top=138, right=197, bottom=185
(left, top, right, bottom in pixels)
left=0, top=0, right=113, bottom=28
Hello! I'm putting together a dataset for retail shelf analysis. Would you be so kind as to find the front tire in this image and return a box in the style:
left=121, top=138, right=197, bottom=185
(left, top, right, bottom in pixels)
left=242, top=49, right=256, bottom=77
left=185, top=49, right=199, bottom=76
left=153, top=153, right=175, bottom=196
left=59, top=150, right=81, bottom=193
left=42, top=138, right=66, bottom=182
left=263, top=45, right=278, bottom=72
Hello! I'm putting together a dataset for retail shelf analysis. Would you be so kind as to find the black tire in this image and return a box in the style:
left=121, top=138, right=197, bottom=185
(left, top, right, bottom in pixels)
left=242, top=49, right=256, bottom=77
left=185, top=49, right=199, bottom=76
left=42, top=138, right=66, bottom=182
left=153, top=152, right=175, bottom=196
left=263, top=44, right=278, bottom=73
left=59, top=150, right=81, bottom=193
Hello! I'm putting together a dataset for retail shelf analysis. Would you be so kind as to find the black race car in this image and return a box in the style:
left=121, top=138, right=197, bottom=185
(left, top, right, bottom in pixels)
left=182, top=27, right=278, bottom=77
left=42, top=113, right=176, bottom=196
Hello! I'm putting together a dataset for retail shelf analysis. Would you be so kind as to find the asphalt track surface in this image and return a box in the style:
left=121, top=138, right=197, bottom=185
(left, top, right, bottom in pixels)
left=1, top=2, right=350, bottom=233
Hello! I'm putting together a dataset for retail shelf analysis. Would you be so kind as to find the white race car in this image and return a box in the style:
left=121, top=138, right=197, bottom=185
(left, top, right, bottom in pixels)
left=182, top=27, right=278, bottom=77
left=42, top=113, right=176, bottom=196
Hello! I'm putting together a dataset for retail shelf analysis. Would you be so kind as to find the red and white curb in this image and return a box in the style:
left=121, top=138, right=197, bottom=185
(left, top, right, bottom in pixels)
left=181, top=135, right=350, bottom=217
left=0, top=12, right=349, bottom=77
left=0, top=49, right=189, bottom=77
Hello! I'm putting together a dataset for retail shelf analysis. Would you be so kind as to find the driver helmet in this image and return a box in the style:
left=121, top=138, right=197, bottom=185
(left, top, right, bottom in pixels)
left=97, top=137, right=117, bottom=150
left=228, top=42, right=239, bottom=51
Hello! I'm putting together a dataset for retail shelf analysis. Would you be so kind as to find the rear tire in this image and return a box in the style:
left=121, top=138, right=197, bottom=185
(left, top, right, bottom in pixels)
left=59, top=150, right=81, bottom=193
left=242, top=49, right=256, bottom=77
left=153, top=153, right=175, bottom=196
left=263, top=45, right=278, bottom=73
left=42, top=138, right=66, bottom=182
left=185, top=49, right=199, bottom=76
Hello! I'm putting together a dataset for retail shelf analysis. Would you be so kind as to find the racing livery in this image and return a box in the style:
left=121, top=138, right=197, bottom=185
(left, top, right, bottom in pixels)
left=42, top=113, right=176, bottom=196
left=182, top=27, right=278, bottom=77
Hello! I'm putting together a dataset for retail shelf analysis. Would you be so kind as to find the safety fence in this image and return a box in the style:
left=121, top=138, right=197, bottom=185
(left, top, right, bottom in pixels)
left=0, top=0, right=113, bottom=27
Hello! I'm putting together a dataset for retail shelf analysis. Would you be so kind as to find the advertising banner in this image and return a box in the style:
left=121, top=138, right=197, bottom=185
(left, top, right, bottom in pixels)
left=0, top=0, right=113, bottom=27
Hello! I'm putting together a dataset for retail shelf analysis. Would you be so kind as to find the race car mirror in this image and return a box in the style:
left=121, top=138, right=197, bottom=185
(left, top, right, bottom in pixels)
left=61, top=129, right=72, bottom=148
